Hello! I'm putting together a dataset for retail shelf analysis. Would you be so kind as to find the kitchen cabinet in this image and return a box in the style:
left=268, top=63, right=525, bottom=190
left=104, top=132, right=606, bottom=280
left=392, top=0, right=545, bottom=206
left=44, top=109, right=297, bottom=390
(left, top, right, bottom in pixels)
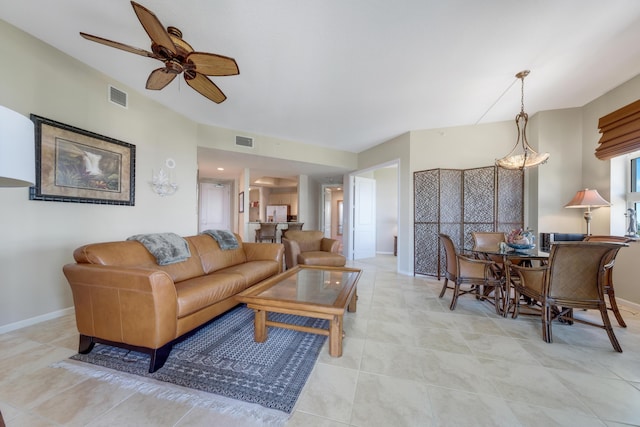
left=268, top=193, right=290, bottom=205
left=268, top=191, right=298, bottom=214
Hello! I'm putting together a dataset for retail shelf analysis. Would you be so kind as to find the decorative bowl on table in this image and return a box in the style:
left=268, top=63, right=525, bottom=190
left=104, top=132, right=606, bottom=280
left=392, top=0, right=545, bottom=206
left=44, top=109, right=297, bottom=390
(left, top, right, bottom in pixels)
left=506, top=242, right=535, bottom=250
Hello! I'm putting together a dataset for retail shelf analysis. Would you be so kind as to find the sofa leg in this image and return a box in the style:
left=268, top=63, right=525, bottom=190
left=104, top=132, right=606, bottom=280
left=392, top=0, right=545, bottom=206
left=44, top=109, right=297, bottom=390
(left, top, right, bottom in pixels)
left=149, top=343, right=172, bottom=373
left=78, top=334, right=95, bottom=354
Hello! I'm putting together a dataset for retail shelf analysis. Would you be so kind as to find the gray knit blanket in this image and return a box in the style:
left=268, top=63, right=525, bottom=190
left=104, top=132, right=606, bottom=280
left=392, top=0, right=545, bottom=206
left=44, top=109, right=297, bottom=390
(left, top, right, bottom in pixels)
left=202, top=229, right=239, bottom=250
left=127, top=232, right=191, bottom=265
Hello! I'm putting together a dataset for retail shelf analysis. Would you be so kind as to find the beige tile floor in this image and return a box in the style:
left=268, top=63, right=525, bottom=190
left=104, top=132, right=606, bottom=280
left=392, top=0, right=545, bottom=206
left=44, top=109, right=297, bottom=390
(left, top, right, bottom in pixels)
left=1, top=254, right=640, bottom=426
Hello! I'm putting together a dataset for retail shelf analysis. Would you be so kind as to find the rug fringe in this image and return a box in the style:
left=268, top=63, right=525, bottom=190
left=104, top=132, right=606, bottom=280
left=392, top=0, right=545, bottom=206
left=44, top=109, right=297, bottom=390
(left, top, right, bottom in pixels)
left=52, top=360, right=290, bottom=426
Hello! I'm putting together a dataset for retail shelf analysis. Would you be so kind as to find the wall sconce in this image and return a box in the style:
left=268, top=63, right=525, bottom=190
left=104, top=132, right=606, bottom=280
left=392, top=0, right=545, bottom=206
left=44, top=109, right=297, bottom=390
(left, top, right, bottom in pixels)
left=0, top=105, right=35, bottom=187
left=150, top=158, right=178, bottom=196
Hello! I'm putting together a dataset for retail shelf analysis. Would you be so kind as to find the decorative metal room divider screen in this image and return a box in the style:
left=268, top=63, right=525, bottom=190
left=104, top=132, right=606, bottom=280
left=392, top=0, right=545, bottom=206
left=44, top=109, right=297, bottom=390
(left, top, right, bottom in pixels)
left=414, top=166, right=523, bottom=277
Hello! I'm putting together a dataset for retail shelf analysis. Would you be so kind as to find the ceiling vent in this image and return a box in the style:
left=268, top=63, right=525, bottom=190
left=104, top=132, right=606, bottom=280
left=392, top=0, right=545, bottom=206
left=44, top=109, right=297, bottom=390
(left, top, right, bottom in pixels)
left=235, top=135, right=254, bottom=148
left=108, top=85, right=128, bottom=108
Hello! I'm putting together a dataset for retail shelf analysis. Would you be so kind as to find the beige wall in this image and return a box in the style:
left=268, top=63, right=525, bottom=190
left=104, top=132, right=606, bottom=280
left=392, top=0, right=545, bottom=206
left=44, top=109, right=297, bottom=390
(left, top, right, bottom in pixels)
left=0, top=20, right=357, bottom=331
left=374, top=167, right=398, bottom=254
left=534, top=108, right=584, bottom=234
left=354, top=133, right=409, bottom=272
left=2, top=17, right=639, bottom=331
left=0, top=20, right=201, bottom=330
left=357, top=81, right=640, bottom=304
left=196, top=125, right=358, bottom=172
left=580, top=74, right=640, bottom=305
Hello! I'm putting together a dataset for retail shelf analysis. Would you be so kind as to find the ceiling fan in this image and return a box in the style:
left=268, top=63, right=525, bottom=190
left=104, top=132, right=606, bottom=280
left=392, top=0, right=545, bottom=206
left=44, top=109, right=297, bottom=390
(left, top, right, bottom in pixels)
left=80, top=1, right=239, bottom=104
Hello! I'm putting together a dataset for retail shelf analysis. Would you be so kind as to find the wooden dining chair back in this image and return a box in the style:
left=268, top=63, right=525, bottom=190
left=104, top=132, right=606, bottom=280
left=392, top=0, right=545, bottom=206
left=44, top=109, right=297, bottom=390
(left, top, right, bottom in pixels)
left=471, top=231, right=509, bottom=278
left=582, top=235, right=633, bottom=327
left=286, top=223, right=304, bottom=231
left=438, top=233, right=502, bottom=312
left=471, top=232, right=506, bottom=251
left=256, top=223, right=278, bottom=243
left=511, top=241, right=627, bottom=352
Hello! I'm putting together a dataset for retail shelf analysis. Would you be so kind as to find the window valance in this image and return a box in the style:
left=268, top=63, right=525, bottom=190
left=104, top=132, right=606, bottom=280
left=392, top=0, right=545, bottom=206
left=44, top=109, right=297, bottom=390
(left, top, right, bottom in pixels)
left=596, top=99, right=640, bottom=160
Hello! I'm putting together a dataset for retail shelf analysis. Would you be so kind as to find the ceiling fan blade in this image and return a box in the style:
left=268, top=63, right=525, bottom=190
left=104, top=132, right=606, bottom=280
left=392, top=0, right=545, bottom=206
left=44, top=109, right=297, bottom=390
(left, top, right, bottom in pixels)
left=185, top=73, right=227, bottom=103
left=80, top=32, right=157, bottom=58
left=146, top=68, right=177, bottom=90
left=188, top=52, right=240, bottom=76
left=131, top=1, right=177, bottom=55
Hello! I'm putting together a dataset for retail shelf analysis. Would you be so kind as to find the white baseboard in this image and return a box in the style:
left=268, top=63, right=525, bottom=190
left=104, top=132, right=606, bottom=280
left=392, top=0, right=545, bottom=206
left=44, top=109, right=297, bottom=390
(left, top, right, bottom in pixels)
left=618, top=297, right=640, bottom=314
left=0, top=307, right=75, bottom=335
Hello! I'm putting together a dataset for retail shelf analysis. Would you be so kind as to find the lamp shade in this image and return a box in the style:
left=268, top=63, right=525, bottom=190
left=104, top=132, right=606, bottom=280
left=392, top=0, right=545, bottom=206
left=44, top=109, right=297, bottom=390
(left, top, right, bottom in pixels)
left=0, top=105, right=35, bottom=187
left=564, top=188, right=610, bottom=208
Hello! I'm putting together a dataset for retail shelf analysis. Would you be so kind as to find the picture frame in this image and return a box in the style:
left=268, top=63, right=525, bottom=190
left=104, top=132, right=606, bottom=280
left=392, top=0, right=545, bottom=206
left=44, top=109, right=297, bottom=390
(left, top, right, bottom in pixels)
left=239, top=191, right=245, bottom=213
left=29, top=115, right=135, bottom=205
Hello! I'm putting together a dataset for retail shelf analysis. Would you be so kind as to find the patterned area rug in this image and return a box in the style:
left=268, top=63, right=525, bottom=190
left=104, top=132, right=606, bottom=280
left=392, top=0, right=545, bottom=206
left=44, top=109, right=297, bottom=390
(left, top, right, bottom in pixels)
left=69, top=305, right=327, bottom=414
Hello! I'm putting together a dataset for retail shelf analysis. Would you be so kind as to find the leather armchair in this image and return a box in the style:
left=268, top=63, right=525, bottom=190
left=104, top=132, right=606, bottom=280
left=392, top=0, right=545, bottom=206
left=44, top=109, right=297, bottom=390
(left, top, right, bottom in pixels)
left=282, top=230, right=345, bottom=269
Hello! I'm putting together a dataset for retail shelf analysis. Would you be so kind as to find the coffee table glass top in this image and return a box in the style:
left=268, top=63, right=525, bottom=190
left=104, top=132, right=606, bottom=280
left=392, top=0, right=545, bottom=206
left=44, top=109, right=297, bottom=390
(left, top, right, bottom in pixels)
left=254, top=268, right=359, bottom=306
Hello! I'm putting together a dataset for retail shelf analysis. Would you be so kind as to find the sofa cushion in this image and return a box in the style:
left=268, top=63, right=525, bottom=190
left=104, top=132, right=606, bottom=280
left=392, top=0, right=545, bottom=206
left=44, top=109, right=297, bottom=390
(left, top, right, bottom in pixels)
left=175, top=273, right=246, bottom=318
left=298, top=251, right=346, bottom=267
left=188, top=234, right=247, bottom=274
left=217, top=260, right=281, bottom=285
left=73, top=239, right=206, bottom=283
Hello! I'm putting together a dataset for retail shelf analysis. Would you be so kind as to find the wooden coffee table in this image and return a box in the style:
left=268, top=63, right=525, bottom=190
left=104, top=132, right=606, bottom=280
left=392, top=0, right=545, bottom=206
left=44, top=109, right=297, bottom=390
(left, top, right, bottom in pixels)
left=237, top=265, right=361, bottom=357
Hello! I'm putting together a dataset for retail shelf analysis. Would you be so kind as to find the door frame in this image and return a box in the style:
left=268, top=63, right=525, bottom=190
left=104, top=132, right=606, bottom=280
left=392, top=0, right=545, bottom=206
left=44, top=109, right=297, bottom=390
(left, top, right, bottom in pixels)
left=320, top=182, right=344, bottom=238
left=345, top=160, right=400, bottom=263
left=198, top=180, right=233, bottom=233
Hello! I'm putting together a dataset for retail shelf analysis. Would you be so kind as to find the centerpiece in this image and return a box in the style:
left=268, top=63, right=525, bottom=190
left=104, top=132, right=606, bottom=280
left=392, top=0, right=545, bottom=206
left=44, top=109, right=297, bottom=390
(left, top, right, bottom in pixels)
left=506, top=228, right=535, bottom=250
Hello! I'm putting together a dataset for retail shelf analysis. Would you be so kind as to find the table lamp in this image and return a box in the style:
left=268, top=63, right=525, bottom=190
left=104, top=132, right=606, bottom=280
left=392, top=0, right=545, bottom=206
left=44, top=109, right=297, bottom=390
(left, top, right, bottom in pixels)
left=564, top=188, right=610, bottom=235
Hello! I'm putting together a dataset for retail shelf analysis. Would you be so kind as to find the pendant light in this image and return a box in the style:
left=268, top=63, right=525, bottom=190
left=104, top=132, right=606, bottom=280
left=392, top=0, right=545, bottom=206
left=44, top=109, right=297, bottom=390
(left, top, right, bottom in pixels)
left=496, top=70, right=550, bottom=170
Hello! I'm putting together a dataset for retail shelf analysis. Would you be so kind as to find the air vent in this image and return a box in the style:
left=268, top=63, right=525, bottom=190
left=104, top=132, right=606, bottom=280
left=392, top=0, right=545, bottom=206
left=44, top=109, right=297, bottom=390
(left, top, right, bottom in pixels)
left=108, top=85, right=128, bottom=108
left=235, top=135, right=254, bottom=148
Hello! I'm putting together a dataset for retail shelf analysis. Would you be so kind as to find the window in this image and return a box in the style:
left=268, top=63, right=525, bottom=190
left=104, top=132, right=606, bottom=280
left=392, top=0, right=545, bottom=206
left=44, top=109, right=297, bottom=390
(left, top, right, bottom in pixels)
left=627, top=156, right=640, bottom=235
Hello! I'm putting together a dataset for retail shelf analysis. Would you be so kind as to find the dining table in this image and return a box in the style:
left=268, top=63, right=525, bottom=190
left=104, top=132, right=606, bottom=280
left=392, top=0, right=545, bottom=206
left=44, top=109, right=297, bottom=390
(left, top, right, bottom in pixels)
left=468, top=246, right=549, bottom=317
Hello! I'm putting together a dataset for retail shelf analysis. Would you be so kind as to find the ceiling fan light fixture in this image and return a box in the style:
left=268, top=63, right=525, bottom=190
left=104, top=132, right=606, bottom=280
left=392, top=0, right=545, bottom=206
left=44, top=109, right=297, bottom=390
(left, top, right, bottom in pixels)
left=80, top=1, right=238, bottom=104
left=496, top=70, right=550, bottom=170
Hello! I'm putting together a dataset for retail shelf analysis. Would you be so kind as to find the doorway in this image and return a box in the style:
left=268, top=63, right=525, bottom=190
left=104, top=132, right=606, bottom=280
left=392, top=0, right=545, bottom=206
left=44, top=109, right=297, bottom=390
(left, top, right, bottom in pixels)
left=322, top=184, right=344, bottom=253
left=198, top=181, right=231, bottom=232
left=347, top=161, right=399, bottom=263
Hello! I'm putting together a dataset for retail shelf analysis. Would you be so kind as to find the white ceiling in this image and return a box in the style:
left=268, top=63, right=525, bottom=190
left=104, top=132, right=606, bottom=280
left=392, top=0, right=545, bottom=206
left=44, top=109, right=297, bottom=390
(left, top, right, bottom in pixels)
left=3, top=1, right=640, bottom=181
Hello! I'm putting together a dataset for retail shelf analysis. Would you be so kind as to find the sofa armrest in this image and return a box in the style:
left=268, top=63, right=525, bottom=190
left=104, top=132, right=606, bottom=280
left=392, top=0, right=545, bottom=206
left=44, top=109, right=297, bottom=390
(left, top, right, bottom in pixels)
left=321, top=238, right=340, bottom=253
left=63, top=263, right=179, bottom=349
left=281, top=238, right=300, bottom=269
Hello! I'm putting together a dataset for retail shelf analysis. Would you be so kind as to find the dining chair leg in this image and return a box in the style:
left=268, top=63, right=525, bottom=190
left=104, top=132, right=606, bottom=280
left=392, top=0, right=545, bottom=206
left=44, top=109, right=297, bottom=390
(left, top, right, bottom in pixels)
left=439, top=278, right=449, bottom=298
left=511, top=289, right=520, bottom=319
left=542, top=304, right=552, bottom=343
left=600, top=305, right=623, bottom=352
left=607, top=288, right=627, bottom=328
left=449, top=281, right=461, bottom=310
left=493, top=284, right=502, bottom=315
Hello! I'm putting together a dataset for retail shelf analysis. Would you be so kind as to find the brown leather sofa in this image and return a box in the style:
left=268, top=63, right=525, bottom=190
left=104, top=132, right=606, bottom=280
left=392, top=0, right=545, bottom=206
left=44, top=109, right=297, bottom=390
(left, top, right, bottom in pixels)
left=282, top=230, right=346, bottom=269
left=63, top=233, right=283, bottom=372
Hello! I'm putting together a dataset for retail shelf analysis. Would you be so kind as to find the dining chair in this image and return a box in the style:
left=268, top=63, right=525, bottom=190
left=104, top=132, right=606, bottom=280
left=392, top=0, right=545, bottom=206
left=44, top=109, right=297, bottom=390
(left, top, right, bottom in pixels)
left=281, top=223, right=303, bottom=243
left=438, top=233, right=502, bottom=312
left=286, top=223, right=304, bottom=231
left=255, top=222, right=278, bottom=243
left=471, top=231, right=508, bottom=276
left=510, top=241, right=627, bottom=352
left=471, top=232, right=506, bottom=251
left=583, top=235, right=633, bottom=327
